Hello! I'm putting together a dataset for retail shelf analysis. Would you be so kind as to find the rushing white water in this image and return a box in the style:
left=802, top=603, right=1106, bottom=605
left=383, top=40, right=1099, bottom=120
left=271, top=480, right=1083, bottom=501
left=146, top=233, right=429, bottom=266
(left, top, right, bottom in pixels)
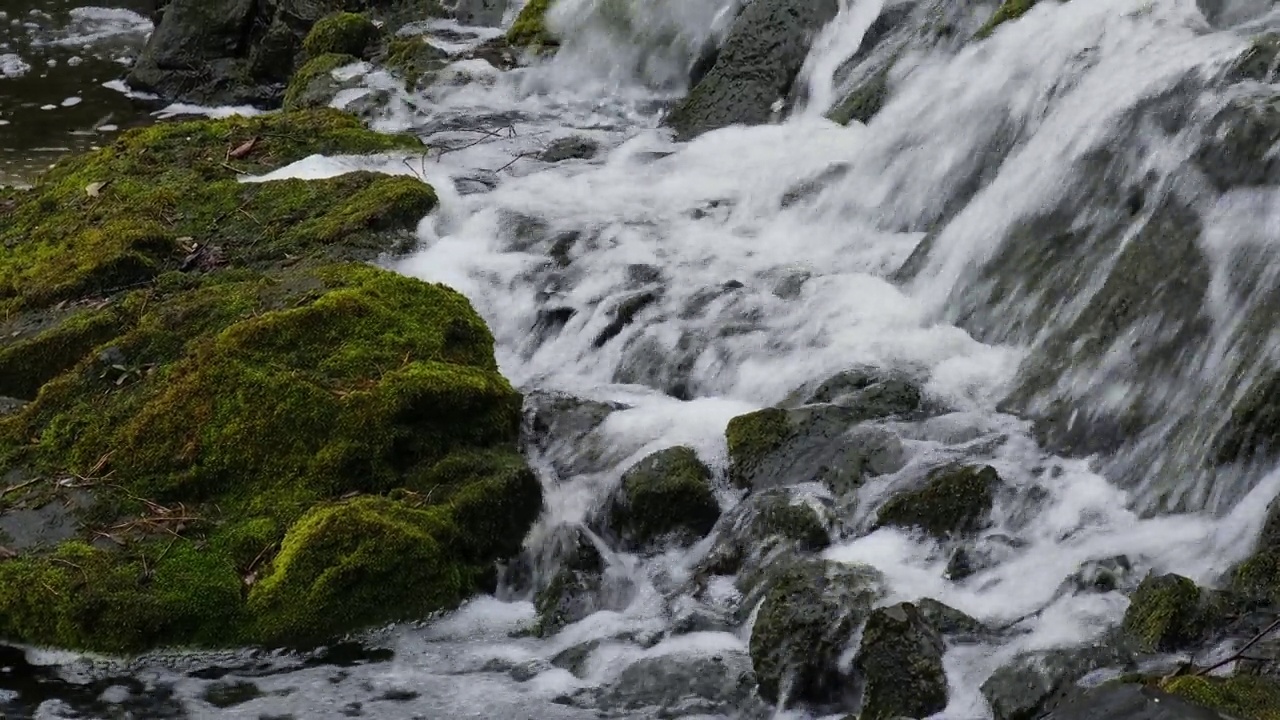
left=13, top=0, right=1280, bottom=717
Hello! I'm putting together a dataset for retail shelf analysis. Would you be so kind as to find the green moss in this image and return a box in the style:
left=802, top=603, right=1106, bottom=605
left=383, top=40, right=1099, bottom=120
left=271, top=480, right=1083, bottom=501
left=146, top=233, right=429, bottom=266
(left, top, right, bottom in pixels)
left=0, top=304, right=126, bottom=400
left=725, top=408, right=792, bottom=489
left=856, top=603, right=948, bottom=720
left=284, top=53, right=359, bottom=110
left=976, top=0, right=1038, bottom=38
left=507, top=0, right=557, bottom=47
left=0, top=263, right=538, bottom=650
left=875, top=465, right=1001, bottom=539
left=247, top=496, right=473, bottom=645
left=1162, top=675, right=1280, bottom=720
left=0, top=109, right=427, bottom=316
left=755, top=495, right=829, bottom=551
left=611, top=446, right=719, bottom=548
left=1121, top=573, right=1204, bottom=652
left=0, top=539, right=243, bottom=653
left=302, top=12, right=380, bottom=59
left=383, top=37, right=449, bottom=90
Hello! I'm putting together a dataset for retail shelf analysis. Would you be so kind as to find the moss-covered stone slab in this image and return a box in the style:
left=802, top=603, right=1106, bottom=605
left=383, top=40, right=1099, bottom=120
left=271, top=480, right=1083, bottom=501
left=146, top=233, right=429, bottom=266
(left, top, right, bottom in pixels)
left=976, top=0, right=1039, bottom=39
left=284, top=53, right=363, bottom=110
left=1160, top=675, right=1280, bottom=719
left=1121, top=572, right=1239, bottom=654
left=0, top=110, right=542, bottom=653
left=875, top=464, right=1002, bottom=539
left=0, top=109, right=428, bottom=318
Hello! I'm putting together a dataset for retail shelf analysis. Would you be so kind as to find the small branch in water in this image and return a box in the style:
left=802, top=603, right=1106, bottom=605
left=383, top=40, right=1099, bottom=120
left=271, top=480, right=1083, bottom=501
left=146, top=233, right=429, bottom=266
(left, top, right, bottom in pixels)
left=1196, top=616, right=1280, bottom=677
left=0, top=477, right=39, bottom=498
left=494, top=151, right=539, bottom=173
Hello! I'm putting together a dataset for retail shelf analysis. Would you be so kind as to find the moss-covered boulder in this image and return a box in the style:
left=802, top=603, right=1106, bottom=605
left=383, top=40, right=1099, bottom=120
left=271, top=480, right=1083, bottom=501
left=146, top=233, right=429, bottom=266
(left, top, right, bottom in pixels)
left=532, top=525, right=612, bottom=636
left=607, top=446, right=720, bottom=551
left=976, top=0, right=1038, bottom=39
left=507, top=0, right=557, bottom=47
left=854, top=602, right=948, bottom=720
left=875, top=464, right=1002, bottom=539
left=0, top=110, right=541, bottom=652
left=1121, top=573, right=1235, bottom=653
left=303, top=12, right=381, bottom=60
left=1233, top=497, right=1280, bottom=604
left=284, top=53, right=362, bottom=110
left=748, top=559, right=882, bottom=706
left=829, top=68, right=890, bottom=126
left=1160, top=675, right=1280, bottom=719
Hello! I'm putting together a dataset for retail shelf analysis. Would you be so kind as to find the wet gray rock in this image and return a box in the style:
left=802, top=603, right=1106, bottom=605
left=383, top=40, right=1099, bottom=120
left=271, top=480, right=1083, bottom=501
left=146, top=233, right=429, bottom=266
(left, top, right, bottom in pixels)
left=822, top=426, right=907, bottom=499
left=855, top=602, right=948, bottom=720
left=0, top=396, right=26, bottom=416
left=450, top=0, right=507, bottom=26
left=663, top=0, right=840, bottom=139
left=539, top=136, right=602, bottom=163
left=1043, top=682, right=1228, bottom=720
left=530, top=525, right=635, bottom=636
left=914, top=597, right=985, bottom=637
left=981, top=640, right=1137, bottom=720
left=598, top=650, right=757, bottom=715
left=783, top=367, right=925, bottom=414
left=700, top=490, right=830, bottom=577
left=606, top=447, right=720, bottom=552
left=1195, top=93, right=1280, bottom=192
left=128, top=0, right=443, bottom=107
left=829, top=68, right=890, bottom=125
left=522, top=391, right=628, bottom=479
left=748, top=559, right=883, bottom=706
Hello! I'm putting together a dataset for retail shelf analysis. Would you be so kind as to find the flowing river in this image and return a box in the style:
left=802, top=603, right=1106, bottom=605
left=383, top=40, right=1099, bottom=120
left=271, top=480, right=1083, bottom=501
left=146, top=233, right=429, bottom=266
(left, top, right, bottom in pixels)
left=4, top=0, right=1280, bottom=717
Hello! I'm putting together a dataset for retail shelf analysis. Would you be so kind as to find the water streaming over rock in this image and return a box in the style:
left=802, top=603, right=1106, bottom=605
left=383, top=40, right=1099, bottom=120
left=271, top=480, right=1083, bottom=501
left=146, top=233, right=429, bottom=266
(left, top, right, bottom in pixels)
left=8, top=0, right=1280, bottom=717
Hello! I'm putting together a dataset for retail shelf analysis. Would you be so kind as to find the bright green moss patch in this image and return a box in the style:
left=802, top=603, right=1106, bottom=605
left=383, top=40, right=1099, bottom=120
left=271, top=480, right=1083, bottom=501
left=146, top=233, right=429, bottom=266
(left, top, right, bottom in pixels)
left=0, top=539, right=244, bottom=653
left=976, top=0, right=1037, bottom=38
left=303, top=12, right=381, bottom=59
left=0, top=109, right=427, bottom=316
left=1162, top=675, right=1280, bottom=720
left=0, top=303, right=126, bottom=400
left=284, top=53, right=360, bottom=110
left=507, top=0, right=557, bottom=47
left=725, top=408, right=792, bottom=489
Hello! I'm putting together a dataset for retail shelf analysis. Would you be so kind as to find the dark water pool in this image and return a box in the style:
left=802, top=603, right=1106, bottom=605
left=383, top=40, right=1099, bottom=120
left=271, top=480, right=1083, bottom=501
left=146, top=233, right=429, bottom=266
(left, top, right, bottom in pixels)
left=0, top=0, right=160, bottom=186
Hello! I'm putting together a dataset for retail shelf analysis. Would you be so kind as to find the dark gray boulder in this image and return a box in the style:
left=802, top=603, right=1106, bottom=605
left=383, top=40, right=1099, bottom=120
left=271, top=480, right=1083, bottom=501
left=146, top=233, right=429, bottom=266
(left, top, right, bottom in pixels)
left=1043, top=682, right=1228, bottom=720
left=855, top=602, right=948, bottom=720
left=663, top=0, right=840, bottom=139
left=981, top=640, right=1137, bottom=720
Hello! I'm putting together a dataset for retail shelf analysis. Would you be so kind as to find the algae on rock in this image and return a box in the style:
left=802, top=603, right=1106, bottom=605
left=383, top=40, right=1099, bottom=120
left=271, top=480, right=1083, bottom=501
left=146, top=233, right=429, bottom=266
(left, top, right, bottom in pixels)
left=0, top=110, right=542, bottom=653
left=508, top=0, right=557, bottom=47
left=608, top=446, right=720, bottom=550
left=303, top=12, right=381, bottom=60
left=876, top=464, right=1002, bottom=539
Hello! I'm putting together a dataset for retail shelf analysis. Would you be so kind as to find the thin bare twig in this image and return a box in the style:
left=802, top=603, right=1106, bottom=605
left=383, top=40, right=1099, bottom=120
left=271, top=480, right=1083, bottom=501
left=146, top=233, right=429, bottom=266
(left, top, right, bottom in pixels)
left=1196, top=616, right=1280, bottom=677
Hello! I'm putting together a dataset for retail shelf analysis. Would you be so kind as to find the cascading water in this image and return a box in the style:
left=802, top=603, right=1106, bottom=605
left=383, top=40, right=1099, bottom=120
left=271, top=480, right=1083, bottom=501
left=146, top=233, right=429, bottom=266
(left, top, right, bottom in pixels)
left=10, top=0, right=1280, bottom=717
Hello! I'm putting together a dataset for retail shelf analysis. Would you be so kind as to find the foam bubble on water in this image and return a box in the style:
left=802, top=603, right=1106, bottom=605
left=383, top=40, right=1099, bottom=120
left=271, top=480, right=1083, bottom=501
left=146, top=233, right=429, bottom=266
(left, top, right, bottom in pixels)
left=152, top=103, right=266, bottom=120
left=44, top=7, right=152, bottom=48
left=60, top=96, right=81, bottom=107
left=0, top=52, right=31, bottom=78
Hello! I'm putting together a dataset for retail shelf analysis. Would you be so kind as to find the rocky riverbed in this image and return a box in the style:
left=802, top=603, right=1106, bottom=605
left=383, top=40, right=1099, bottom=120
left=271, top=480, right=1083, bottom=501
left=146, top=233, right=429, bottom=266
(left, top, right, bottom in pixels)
left=6, top=0, right=1280, bottom=718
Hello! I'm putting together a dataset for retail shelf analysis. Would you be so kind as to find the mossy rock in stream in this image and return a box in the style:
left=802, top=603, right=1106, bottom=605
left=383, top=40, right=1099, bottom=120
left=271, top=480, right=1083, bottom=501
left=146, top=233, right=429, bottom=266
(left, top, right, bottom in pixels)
left=302, top=12, right=381, bottom=60
left=0, top=110, right=542, bottom=652
left=875, top=464, right=1002, bottom=539
left=507, top=0, right=558, bottom=47
left=1121, top=573, right=1236, bottom=654
left=1159, top=675, right=1280, bottom=719
left=382, top=36, right=451, bottom=90
left=608, top=446, right=720, bottom=551
left=284, top=53, right=362, bottom=110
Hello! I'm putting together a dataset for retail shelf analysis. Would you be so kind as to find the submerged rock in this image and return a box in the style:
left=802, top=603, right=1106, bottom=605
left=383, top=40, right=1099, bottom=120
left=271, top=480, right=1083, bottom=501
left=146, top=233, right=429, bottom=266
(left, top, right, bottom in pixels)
left=748, top=559, right=882, bottom=706
left=0, top=110, right=540, bottom=652
left=539, top=136, right=602, bottom=163
left=598, top=649, right=757, bottom=716
left=875, top=465, right=1002, bottom=539
left=607, top=447, right=720, bottom=551
left=700, top=490, right=830, bottom=577
left=981, top=640, right=1137, bottom=720
left=855, top=602, right=948, bottom=720
left=521, top=390, right=627, bottom=479
left=663, top=0, right=840, bottom=139
left=1043, top=682, right=1229, bottom=720
left=533, top=526, right=613, bottom=636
